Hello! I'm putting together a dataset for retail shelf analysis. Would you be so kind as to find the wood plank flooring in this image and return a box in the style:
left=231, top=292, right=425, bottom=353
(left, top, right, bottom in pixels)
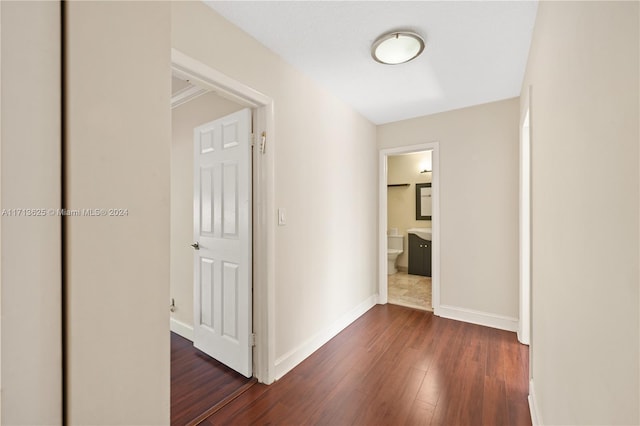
left=171, top=332, right=255, bottom=426
left=198, top=304, right=531, bottom=426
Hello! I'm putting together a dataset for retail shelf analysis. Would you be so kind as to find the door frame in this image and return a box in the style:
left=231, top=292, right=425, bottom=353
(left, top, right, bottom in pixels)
left=378, top=142, right=441, bottom=314
left=519, top=102, right=531, bottom=346
left=171, top=48, right=276, bottom=384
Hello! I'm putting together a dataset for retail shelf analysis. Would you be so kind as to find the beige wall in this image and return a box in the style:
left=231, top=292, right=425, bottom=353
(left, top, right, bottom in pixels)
left=522, top=2, right=639, bottom=424
left=387, top=152, right=432, bottom=268
left=378, top=98, right=519, bottom=318
left=171, top=92, right=243, bottom=328
left=65, top=2, right=171, bottom=424
left=172, top=2, right=378, bottom=366
left=0, top=2, right=62, bottom=424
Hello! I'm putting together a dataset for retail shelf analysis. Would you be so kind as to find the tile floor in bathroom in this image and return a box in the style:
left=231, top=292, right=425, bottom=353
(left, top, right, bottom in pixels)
left=388, top=271, right=432, bottom=312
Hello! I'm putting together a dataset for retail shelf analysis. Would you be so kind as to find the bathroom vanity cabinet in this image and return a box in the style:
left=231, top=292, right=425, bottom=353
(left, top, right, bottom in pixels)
left=408, top=233, right=431, bottom=277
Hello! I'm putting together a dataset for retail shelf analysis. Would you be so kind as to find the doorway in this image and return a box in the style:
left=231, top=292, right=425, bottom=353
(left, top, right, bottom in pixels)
left=169, top=76, right=248, bottom=347
left=379, top=143, right=440, bottom=314
left=170, top=69, right=255, bottom=424
left=168, top=49, right=276, bottom=423
left=386, top=151, right=434, bottom=311
left=170, top=49, right=275, bottom=384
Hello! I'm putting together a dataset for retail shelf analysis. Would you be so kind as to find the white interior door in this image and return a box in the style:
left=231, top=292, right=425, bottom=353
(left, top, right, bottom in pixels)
left=193, top=108, right=252, bottom=377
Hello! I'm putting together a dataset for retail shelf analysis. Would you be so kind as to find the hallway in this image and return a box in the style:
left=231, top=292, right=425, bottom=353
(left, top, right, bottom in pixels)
left=199, top=304, right=531, bottom=425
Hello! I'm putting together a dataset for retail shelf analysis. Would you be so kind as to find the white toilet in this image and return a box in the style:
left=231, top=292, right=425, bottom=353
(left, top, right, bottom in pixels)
left=387, top=233, right=404, bottom=275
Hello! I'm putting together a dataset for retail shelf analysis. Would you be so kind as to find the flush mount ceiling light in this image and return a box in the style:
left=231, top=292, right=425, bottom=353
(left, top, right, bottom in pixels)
left=371, top=31, right=425, bottom=65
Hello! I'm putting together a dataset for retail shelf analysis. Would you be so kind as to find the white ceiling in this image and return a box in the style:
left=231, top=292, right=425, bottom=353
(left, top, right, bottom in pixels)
left=205, top=1, right=538, bottom=125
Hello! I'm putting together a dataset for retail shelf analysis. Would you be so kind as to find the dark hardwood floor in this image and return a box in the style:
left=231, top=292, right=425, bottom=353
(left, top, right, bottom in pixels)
left=171, top=332, right=255, bottom=425
left=198, top=304, right=531, bottom=426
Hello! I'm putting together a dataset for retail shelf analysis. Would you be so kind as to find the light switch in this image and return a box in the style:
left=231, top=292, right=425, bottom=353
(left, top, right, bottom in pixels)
left=278, top=208, right=286, bottom=226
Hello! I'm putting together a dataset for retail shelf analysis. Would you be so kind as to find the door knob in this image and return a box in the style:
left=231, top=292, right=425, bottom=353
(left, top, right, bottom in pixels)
left=191, top=242, right=200, bottom=250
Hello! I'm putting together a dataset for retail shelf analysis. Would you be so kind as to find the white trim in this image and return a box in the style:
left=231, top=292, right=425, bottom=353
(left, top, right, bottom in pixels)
left=528, top=379, right=543, bottom=426
left=170, top=318, right=194, bottom=341
left=171, top=48, right=276, bottom=384
left=170, top=84, right=209, bottom=109
left=273, top=295, right=378, bottom=380
left=253, top=101, right=277, bottom=385
left=379, top=142, right=440, bottom=313
left=518, top=86, right=532, bottom=345
left=171, top=50, right=270, bottom=108
left=0, top=2, right=3, bottom=418
left=438, top=305, right=518, bottom=332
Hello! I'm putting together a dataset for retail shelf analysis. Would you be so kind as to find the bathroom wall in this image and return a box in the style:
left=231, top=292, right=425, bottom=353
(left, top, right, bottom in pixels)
left=378, top=98, right=519, bottom=320
left=171, top=91, right=244, bottom=332
left=387, top=151, right=432, bottom=269
left=522, top=1, right=639, bottom=424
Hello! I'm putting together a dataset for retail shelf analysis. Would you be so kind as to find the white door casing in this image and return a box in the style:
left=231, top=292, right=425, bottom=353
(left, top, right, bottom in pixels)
left=519, top=106, right=531, bottom=345
left=193, top=108, right=252, bottom=378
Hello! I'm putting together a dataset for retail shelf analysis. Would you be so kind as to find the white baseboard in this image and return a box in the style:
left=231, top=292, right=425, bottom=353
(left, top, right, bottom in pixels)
left=436, top=304, right=518, bottom=332
left=170, top=317, right=194, bottom=341
left=529, top=379, right=543, bottom=426
left=273, top=294, right=378, bottom=380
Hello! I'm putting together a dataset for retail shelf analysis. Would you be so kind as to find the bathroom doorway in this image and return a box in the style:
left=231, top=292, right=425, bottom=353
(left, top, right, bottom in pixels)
left=386, top=151, right=433, bottom=311
left=378, top=143, right=440, bottom=314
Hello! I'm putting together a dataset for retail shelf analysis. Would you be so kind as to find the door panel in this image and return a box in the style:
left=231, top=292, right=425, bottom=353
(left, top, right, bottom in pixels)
left=222, top=262, right=239, bottom=340
left=222, top=163, right=238, bottom=237
left=193, top=108, right=252, bottom=378
left=200, top=167, right=215, bottom=235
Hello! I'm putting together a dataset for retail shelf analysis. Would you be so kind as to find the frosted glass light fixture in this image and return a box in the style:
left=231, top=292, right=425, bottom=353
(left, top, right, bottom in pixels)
left=371, top=31, right=425, bottom=65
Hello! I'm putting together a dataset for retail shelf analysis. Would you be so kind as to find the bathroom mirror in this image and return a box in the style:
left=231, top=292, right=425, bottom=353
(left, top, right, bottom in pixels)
left=415, top=183, right=432, bottom=220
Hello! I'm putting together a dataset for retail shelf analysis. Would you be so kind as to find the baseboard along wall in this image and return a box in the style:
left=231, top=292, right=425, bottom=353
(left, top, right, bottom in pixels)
left=273, top=294, right=378, bottom=380
left=436, top=304, right=518, bottom=332
left=528, top=379, right=543, bottom=426
left=170, top=317, right=194, bottom=341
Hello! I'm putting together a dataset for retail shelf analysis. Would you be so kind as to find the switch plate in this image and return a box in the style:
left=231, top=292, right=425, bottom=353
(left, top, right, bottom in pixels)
left=278, top=208, right=286, bottom=226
